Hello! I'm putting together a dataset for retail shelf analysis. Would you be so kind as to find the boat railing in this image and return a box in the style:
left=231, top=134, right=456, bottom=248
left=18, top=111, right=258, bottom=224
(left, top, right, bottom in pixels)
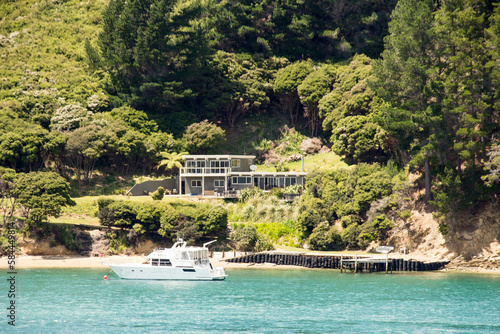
left=203, top=240, right=217, bottom=248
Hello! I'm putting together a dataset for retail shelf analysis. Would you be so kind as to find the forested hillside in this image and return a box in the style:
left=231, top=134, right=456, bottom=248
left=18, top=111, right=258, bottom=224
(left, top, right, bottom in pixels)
left=1, top=0, right=500, bottom=253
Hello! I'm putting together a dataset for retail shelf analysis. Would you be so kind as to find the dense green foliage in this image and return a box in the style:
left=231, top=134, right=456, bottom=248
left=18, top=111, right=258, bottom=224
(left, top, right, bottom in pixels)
left=85, top=0, right=397, bottom=133
left=181, top=120, right=226, bottom=154
left=371, top=0, right=500, bottom=211
left=230, top=187, right=300, bottom=223
left=11, top=171, right=76, bottom=229
left=298, top=163, right=401, bottom=249
left=150, top=186, right=165, bottom=200
left=1, top=0, right=499, bottom=251
left=307, top=221, right=342, bottom=251
left=97, top=198, right=228, bottom=244
left=229, top=224, right=258, bottom=251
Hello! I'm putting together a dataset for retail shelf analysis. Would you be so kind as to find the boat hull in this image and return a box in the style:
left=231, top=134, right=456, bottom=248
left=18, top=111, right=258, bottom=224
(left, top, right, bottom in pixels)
left=107, top=264, right=227, bottom=281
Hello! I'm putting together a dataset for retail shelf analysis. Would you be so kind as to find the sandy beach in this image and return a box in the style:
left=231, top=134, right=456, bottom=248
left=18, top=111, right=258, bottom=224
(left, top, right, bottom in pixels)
left=2, top=253, right=499, bottom=273
left=0, top=253, right=302, bottom=270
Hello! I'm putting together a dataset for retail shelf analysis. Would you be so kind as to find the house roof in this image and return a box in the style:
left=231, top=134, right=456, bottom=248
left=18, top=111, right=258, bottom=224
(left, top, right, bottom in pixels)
left=182, top=155, right=256, bottom=160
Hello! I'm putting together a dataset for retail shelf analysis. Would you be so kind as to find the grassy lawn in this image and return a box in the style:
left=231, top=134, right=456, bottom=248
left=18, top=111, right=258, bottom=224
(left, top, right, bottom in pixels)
left=50, top=195, right=207, bottom=227
left=255, top=152, right=348, bottom=172
left=50, top=195, right=156, bottom=226
left=50, top=216, right=101, bottom=227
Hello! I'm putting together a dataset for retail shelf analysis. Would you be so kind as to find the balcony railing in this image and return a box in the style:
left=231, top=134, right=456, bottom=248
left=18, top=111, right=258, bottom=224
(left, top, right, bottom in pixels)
left=180, top=167, right=232, bottom=175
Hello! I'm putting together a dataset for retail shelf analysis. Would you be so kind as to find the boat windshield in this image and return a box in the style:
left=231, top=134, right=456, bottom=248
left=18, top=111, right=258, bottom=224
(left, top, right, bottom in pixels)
left=189, top=249, right=209, bottom=260
left=177, top=251, right=189, bottom=260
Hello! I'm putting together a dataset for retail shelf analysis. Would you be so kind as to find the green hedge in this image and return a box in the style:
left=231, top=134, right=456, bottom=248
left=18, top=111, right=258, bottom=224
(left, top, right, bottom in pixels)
left=97, top=198, right=228, bottom=244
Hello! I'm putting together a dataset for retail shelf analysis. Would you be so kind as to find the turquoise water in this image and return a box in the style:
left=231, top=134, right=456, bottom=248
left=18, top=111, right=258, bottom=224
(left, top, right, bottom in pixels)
left=2, top=269, right=500, bottom=333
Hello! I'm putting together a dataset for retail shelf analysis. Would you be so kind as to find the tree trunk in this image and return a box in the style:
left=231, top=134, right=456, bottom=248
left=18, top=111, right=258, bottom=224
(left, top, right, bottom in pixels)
left=425, top=157, right=432, bottom=203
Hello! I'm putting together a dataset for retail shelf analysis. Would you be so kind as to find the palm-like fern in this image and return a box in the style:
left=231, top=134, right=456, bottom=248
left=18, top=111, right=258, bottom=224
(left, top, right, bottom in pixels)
left=155, top=151, right=188, bottom=172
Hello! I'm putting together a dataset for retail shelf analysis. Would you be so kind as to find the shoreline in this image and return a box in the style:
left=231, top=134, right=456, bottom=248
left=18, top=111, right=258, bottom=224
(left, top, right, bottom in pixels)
left=2, top=254, right=500, bottom=274
left=0, top=255, right=308, bottom=271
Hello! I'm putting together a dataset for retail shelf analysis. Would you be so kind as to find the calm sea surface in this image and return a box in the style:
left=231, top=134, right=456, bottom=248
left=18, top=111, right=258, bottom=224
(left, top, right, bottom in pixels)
left=2, top=268, right=500, bottom=333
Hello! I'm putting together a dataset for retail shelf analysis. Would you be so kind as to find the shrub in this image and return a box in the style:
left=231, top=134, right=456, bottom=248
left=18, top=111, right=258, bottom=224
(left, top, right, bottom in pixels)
left=105, top=231, right=130, bottom=254
left=270, top=187, right=285, bottom=199
left=202, top=206, right=228, bottom=235
left=241, top=204, right=256, bottom=220
left=136, top=202, right=166, bottom=232
left=238, top=186, right=265, bottom=203
left=284, top=184, right=303, bottom=194
left=254, top=234, right=275, bottom=252
left=297, top=194, right=324, bottom=236
left=97, top=197, right=115, bottom=211
left=97, top=206, right=115, bottom=226
left=158, top=205, right=181, bottom=238
left=150, top=186, right=165, bottom=201
left=255, top=220, right=302, bottom=247
left=99, top=201, right=139, bottom=227
left=54, top=225, right=81, bottom=252
left=132, top=223, right=146, bottom=235
left=340, top=215, right=361, bottom=228
left=50, top=103, right=91, bottom=132
left=230, top=224, right=258, bottom=251
left=173, top=220, right=203, bottom=244
left=307, top=221, right=342, bottom=251
left=341, top=223, right=362, bottom=249
left=299, top=137, right=323, bottom=155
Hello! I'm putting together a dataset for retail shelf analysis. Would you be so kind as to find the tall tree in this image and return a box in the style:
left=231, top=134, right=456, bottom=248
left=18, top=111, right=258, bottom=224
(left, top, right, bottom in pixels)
left=372, top=0, right=439, bottom=202
left=95, top=0, right=214, bottom=116
left=181, top=120, right=226, bottom=154
left=298, top=65, right=336, bottom=137
left=12, top=172, right=75, bottom=230
left=274, top=61, right=314, bottom=126
left=434, top=0, right=493, bottom=195
left=66, top=125, right=116, bottom=183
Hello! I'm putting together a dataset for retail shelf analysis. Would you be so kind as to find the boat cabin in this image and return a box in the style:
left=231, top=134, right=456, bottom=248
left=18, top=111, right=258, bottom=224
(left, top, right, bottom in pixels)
left=142, top=239, right=212, bottom=267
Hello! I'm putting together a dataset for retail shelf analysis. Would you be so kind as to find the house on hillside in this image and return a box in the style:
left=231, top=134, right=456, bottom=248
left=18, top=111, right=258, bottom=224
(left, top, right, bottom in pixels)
left=179, top=155, right=307, bottom=197
left=127, top=154, right=307, bottom=197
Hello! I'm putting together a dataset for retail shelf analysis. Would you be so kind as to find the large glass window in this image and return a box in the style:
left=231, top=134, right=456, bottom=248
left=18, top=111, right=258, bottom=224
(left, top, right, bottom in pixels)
left=210, top=161, right=229, bottom=167
left=186, top=161, right=205, bottom=173
left=285, top=177, right=297, bottom=186
left=191, top=180, right=201, bottom=187
left=269, top=177, right=276, bottom=187
left=214, top=180, right=225, bottom=187
left=186, top=161, right=205, bottom=167
left=231, top=159, right=240, bottom=168
left=209, top=160, right=229, bottom=173
left=232, top=176, right=251, bottom=184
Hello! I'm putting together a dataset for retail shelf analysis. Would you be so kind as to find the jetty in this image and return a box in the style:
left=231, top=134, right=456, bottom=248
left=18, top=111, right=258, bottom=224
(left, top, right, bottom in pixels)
left=225, top=252, right=449, bottom=273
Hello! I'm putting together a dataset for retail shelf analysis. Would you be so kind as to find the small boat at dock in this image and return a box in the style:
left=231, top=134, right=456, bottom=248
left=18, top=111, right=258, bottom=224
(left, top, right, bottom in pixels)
left=103, top=239, right=227, bottom=280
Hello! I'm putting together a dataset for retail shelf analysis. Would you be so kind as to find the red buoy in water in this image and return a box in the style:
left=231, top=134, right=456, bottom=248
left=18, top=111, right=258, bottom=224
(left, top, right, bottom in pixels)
left=104, top=275, right=108, bottom=280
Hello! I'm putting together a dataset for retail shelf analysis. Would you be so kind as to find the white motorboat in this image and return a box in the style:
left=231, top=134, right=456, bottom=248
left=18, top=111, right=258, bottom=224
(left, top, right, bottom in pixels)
left=103, top=239, right=227, bottom=280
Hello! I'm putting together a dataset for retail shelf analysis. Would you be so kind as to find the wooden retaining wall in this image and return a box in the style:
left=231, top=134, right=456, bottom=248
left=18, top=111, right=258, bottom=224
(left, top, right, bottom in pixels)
left=225, top=253, right=449, bottom=272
